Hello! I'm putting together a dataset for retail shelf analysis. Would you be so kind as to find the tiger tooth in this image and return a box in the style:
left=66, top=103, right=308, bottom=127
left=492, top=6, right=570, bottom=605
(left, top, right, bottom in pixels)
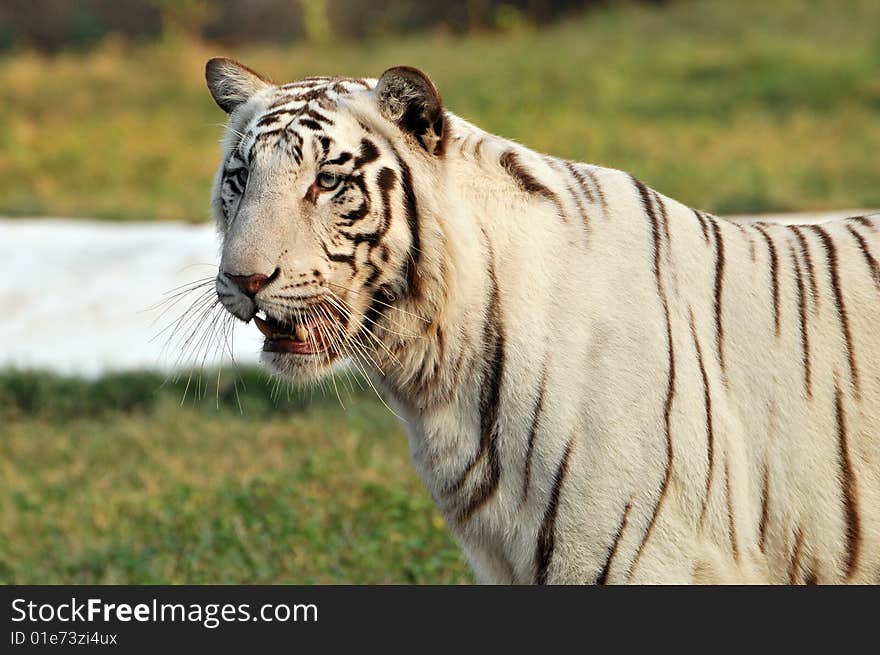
left=295, top=324, right=309, bottom=342
left=254, top=315, right=274, bottom=338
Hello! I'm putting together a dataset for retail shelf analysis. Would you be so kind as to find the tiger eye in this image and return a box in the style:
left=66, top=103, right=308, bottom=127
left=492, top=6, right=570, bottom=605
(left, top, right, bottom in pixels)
left=316, top=171, right=341, bottom=190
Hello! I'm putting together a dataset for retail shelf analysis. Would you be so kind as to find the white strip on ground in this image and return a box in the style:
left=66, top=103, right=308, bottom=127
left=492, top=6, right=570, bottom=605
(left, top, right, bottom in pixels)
left=0, top=212, right=872, bottom=375
left=0, top=219, right=263, bottom=375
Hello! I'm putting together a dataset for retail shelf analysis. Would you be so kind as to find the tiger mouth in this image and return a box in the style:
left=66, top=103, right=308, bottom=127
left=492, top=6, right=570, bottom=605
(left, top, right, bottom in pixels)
left=254, top=312, right=338, bottom=355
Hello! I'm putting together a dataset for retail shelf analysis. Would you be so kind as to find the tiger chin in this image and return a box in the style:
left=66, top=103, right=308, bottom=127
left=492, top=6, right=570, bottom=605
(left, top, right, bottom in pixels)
left=205, top=57, right=880, bottom=584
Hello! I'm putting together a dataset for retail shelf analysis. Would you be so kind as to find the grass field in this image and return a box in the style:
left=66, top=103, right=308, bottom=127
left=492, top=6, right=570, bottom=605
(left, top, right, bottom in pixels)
left=0, top=368, right=472, bottom=584
left=2, top=0, right=879, bottom=221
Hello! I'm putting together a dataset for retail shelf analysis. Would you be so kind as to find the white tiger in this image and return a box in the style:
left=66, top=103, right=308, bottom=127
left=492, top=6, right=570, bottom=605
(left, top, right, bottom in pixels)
left=205, top=58, right=880, bottom=584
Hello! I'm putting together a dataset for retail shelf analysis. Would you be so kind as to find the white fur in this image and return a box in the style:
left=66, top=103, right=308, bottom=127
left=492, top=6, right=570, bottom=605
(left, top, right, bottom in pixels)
left=209, top=67, right=880, bottom=584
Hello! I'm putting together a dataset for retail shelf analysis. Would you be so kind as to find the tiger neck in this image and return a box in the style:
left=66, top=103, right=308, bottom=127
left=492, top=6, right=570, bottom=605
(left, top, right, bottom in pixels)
left=370, top=150, right=491, bottom=415
left=370, top=120, right=546, bottom=471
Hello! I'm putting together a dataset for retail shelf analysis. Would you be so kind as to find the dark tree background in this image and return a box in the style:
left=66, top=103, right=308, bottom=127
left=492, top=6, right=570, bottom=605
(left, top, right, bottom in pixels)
left=0, top=0, right=671, bottom=51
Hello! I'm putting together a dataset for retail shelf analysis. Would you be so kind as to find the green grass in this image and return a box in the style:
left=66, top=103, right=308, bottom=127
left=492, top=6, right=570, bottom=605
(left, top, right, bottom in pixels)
left=0, top=368, right=472, bottom=584
left=1, top=0, right=879, bottom=220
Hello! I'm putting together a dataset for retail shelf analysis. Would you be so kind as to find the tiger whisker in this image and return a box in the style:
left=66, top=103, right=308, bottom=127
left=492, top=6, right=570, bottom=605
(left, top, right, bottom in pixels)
left=159, top=275, right=216, bottom=296
left=312, top=305, right=346, bottom=409
left=145, top=279, right=215, bottom=322
left=325, top=288, right=423, bottom=339
left=318, top=303, right=386, bottom=375
left=321, top=310, right=402, bottom=421
left=153, top=284, right=217, bottom=335
left=177, top=309, right=222, bottom=384
left=167, top=298, right=222, bottom=361
left=323, top=293, right=402, bottom=368
left=150, top=286, right=218, bottom=336
left=325, top=282, right=431, bottom=323
left=147, top=281, right=216, bottom=315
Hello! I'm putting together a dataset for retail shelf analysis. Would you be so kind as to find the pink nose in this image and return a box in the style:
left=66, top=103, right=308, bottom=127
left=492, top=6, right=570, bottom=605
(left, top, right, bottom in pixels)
left=228, top=270, right=277, bottom=297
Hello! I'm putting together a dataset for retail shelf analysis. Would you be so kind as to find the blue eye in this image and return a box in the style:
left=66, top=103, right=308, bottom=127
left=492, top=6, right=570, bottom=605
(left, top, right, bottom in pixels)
left=316, top=171, right=342, bottom=190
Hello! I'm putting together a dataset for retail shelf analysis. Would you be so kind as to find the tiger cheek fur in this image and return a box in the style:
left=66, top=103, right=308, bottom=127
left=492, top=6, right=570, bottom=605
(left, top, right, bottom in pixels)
left=207, top=59, right=880, bottom=585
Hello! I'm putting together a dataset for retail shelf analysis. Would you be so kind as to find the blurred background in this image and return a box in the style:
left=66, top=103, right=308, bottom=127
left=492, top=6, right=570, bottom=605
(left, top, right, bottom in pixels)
left=1, top=0, right=878, bottom=583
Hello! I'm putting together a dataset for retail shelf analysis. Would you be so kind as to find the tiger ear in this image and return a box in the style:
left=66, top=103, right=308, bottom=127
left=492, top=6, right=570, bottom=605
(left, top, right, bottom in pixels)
left=375, top=66, right=446, bottom=156
left=205, top=58, right=271, bottom=113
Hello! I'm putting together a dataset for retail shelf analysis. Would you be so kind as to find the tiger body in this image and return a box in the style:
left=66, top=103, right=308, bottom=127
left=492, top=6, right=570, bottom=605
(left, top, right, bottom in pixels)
left=206, top=59, right=880, bottom=584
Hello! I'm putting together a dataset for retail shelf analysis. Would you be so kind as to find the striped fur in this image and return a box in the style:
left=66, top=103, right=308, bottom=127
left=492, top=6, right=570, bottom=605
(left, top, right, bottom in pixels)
left=208, top=61, right=880, bottom=584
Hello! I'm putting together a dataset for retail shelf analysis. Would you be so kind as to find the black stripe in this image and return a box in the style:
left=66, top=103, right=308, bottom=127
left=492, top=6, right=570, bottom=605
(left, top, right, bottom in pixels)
left=564, top=160, right=595, bottom=203
left=689, top=309, right=715, bottom=525
left=758, top=462, right=770, bottom=552
left=632, top=178, right=662, bottom=282
left=362, top=285, right=393, bottom=334
left=256, top=107, right=298, bottom=127
left=834, top=384, right=861, bottom=581
left=254, top=127, right=287, bottom=142
left=522, top=362, right=549, bottom=502
left=595, top=503, right=632, bottom=585
left=754, top=224, right=781, bottom=337
left=320, top=241, right=356, bottom=268
left=552, top=159, right=590, bottom=232
left=281, top=76, right=331, bottom=87
left=341, top=77, right=370, bottom=89
left=255, top=105, right=332, bottom=132
left=732, top=222, right=757, bottom=262
left=651, top=190, right=671, bottom=245
left=724, top=459, right=739, bottom=562
left=319, top=136, right=332, bottom=157
left=338, top=173, right=370, bottom=225
left=804, top=564, right=819, bottom=585
left=707, top=216, right=726, bottom=378
left=360, top=167, right=397, bottom=287
left=846, top=224, right=880, bottom=292
left=298, top=118, right=323, bottom=131
left=326, top=151, right=352, bottom=166
left=789, top=226, right=819, bottom=314
left=255, top=127, right=305, bottom=164
left=267, top=86, right=331, bottom=108
left=789, top=244, right=812, bottom=398
left=376, top=167, right=396, bottom=194
left=788, top=526, right=804, bottom=583
left=568, top=182, right=590, bottom=234
left=473, top=137, right=485, bottom=160
left=807, top=225, right=860, bottom=398
left=341, top=203, right=369, bottom=223
left=266, top=95, right=298, bottom=111
left=354, top=138, right=380, bottom=168
left=628, top=177, right=676, bottom=580
left=499, top=150, right=566, bottom=222
left=583, top=167, right=607, bottom=207
left=534, top=437, right=575, bottom=585
left=365, top=133, right=422, bottom=302
left=500, top=150, right=553, bottom=197
left=692, top=209, right=710, bottom=243
left=303, top=107, right=333, bottom=125
left=452, top=256, right=505, bottom=523
left=392, top=150, right=422, bottom=299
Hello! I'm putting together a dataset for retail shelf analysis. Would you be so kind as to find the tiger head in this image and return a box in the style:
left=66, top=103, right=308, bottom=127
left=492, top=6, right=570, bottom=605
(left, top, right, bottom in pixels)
left=205, top=58, right=447, bottom=384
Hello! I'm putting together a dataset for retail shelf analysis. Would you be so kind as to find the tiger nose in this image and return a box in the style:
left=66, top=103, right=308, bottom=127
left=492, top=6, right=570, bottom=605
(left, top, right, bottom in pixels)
left=228, top=269, right=279, bottom=297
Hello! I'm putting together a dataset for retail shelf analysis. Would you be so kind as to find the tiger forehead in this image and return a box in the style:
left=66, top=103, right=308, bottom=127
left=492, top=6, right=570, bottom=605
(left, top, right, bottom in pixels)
left=265, top=76, right=373, bottom=114
left=241, top=77, right=375, bottom=157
